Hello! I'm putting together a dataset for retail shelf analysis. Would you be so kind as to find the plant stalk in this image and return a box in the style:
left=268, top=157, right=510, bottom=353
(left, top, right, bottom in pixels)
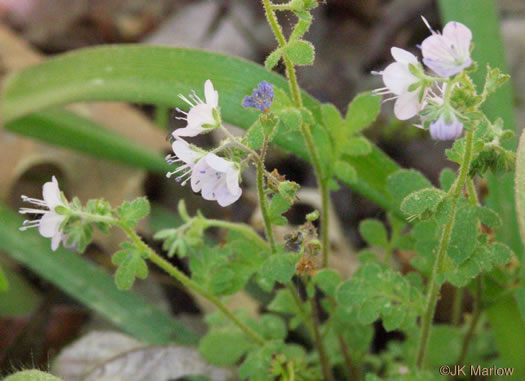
left=415, top=129, right=475, bottom=368
left=458, top=276, right=483, bottom=365
left=119, top=223, right=266, bottom=345
left=261, top=0, right=331, bottom=267
left=256, top=158, right=277, bottom=254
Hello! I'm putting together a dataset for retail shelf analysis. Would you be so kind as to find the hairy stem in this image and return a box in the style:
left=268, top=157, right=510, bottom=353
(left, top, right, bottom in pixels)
left=256, top=158, right=277, bottom=254
left=75, top=211, right=266, bottom=345
left=458, top=276, right=483, bottom=365
left=415, top=130, right=475, bottom=368
left=119, top=223, right=266, bottom=345
left=261, top=0, right=331, bottom=267
left=309, top=295, right=333, bottom=380
left=451, top=287, right=464, bottom=326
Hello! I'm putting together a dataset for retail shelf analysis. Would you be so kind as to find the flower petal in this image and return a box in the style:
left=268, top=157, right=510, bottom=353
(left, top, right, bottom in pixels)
left=382, top=62, right=418, bottom=95
left=204, top=79, right=219, bottom=108
left=429, top=116, right=464, bottom=140
left=204, top=153, right=232, bottom=173
left=442, top=21, right=472, bottom=58
left=51, top=232, right=63, bottom=251
left=217, top=186, right=241, bottom=207
left=394, top=90, right=421, bottom=120
left=42, top=176, right=63, bottom=210
left=38, top=212, right=64, bottom=238
left=391, top=47, right=418, bottom=65
left=171, top=139, right=201, bottom=165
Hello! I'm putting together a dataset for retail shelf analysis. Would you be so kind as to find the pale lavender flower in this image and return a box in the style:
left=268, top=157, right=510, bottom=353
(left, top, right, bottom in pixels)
left=373, top=47, right=426, bottom=120
left=243, top=81, right=274, bottom=111
left=19, top=176, right=67, bottom=251
left=173, top=80, right=220, bottom=138
left=421, top=17, right=472, bottom=77
left=190, top=153, right=242, bottom=207
left=429, top=114, right=464, bottom=141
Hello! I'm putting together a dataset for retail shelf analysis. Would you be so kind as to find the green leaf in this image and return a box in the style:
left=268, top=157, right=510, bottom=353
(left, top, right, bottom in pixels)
left=359, top=219, right=388, bottom=248
left=341, top=137, right=372, bottom=157
left=336, top=263, right=424, bottom=331
left=475, top=205, right=502, bottom=228
left=4, top=109, right=170, bottom=174
left=321, top=103, right=344, bottom=153
left=289, top=19, right=312, bottom=42
left=260, top=254, right=298, bottom=283
left=448, top=202, right=478, bottom=264
left=112, top=242, right=149, bottom=290
left=439, top=168, right=456, bottom=191
left=400, top=188, right=444, bottom=218
left=312, top=269, right=342, bottom=298
left=269, top=194, right=292, bottom=226
left=0, top=264, right=8, bottom=292
left=344, top=92, right=381, bottom=134
left=245, top=120, right=265, bottom=150
left=118, top=197, right=150, bottom=228
left=285, top=40, right=315, bottom=66
left=199, top=330, right=253, bottom=366
left=265, top=48, right=283, bottom=71
left=0, top=204, right=197, bottom=345
left=312, top=123, right=334, bottom=179
left=268, top=288, right=306, bottom=325
left=387, top=169, right=433, bottom=208
left=515, top=288, right=525, bottom=322
left=516, top=128, right=525, bottom=249
left=482, top=65, right=510, bottom=98
left=334, top=160, right=357, bottom=184
left=5, top=370, right=63, bottom=381
left=487, top=242, right=514, bottom=265
left=260, top=314, right=287, bottom=340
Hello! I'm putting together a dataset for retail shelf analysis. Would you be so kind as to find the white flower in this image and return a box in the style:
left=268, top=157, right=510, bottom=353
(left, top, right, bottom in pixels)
left=173, top=80, right=220, bottom=137
left=166, top=138, right=204, bottom=185
left=429, top=113, right=463, bottom=141
left=190, top=153, right=242, bottom=207
left=421, top=18, right=472, bottom=77
left=19, top=176, right=68, bottom=251
left=374, top=47, right=426, bottom=120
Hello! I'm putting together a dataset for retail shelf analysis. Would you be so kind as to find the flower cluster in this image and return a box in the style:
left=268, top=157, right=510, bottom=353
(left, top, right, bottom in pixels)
left=167, top=80, right=247, bottom=207
left=374, top=17, right=473, bottom=140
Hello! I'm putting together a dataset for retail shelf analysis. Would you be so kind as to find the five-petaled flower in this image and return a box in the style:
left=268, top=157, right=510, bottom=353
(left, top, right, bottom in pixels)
left=19, top=176, right=68, bottom=251
left=374, top=47, right=426, bottom=120
left=190, top=153, right=242, bottom=207
left=173, top=80, right=220, bottom=137
left=421, top=18, right=472, bottom=78
left=243, top=81, right=274, bottom=112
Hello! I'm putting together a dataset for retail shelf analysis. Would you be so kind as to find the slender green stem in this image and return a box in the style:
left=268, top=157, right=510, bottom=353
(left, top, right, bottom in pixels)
left=451, top=287, right=464, bottom=326
left=458, top=276, right=483, bottom=365
left=70, top=210, right=266, bottom=345
left=204, top=219, right=268, bottom=248
left=338, top=335, right=357, bottom=381
left=261, top=0, right=331, bottom=267
left=118, top=223, right=266, bottom=345
left=256, top=158, right=277, bottom=254
left=308, top=296, right=333, bottom=380
left=415, top=130, right=475, bottom=369
left=466, top=178, right=479, bottom=205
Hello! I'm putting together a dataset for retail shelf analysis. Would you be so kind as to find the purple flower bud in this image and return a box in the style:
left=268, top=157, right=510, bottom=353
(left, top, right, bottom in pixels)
left=429, top=115, right=463, bottom=141
left=243, top=81, right=274, bottom=112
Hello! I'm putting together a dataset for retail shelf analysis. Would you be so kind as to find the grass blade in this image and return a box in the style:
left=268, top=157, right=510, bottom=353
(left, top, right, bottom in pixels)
left=0, top=203, right=198, bottom=345
left=1, top=46, right=397, bottom=211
